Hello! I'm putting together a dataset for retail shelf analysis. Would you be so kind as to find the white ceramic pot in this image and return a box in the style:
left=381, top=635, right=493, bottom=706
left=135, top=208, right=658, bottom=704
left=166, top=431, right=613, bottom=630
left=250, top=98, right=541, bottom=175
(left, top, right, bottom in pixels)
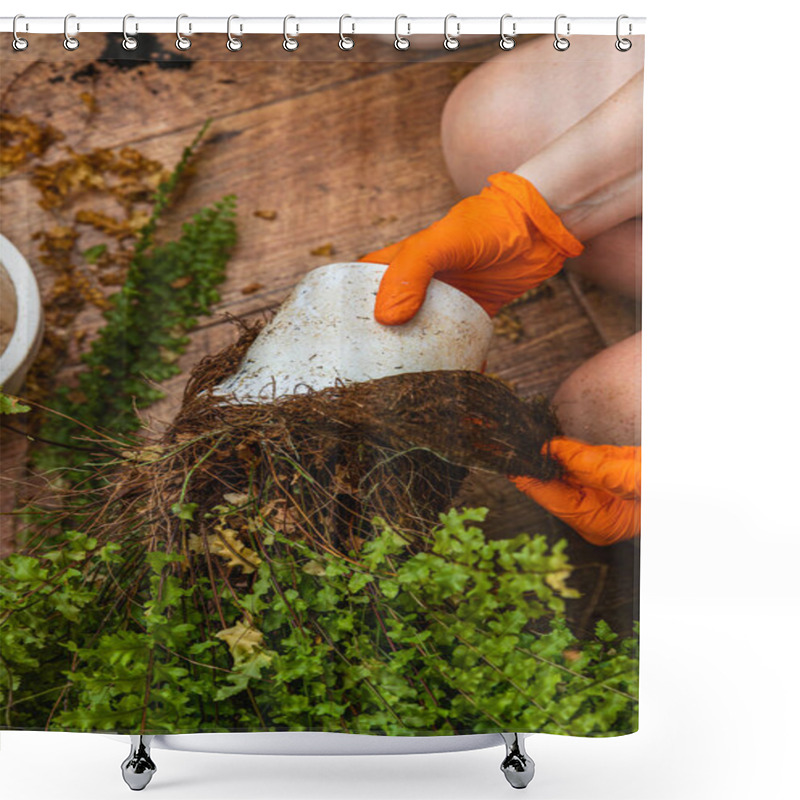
left=215, top=262, right=493, bottom=403
left=0, top=234, right=43, bottom=395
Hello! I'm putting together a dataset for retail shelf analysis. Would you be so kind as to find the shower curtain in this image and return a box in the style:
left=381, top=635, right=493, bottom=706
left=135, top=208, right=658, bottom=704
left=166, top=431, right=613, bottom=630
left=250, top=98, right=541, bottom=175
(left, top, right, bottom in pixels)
left=0, top=30, right=642, bottom=741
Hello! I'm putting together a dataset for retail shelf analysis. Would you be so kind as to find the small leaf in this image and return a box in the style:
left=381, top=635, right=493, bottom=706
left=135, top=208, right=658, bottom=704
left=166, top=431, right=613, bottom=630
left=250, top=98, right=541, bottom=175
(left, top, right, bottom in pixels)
left=0, top=392, right=31, bottom=415
left=216, top=619, right=267, bottom=664
left=206, top=527, right=262, bottom=573
left=171, top=501, right=198, bottom=521
left=347, top=572, right=373, bottom=593
left=545, top=569, right=581, bottom=599
left=82, top=243, right=107, bottom=264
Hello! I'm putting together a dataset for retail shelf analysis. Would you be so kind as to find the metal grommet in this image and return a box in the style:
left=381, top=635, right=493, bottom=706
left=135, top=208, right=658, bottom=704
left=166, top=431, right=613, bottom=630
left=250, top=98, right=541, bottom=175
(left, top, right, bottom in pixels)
left=553, top=14, right=570, bottom=51
left=63, top=13, right=79, bottom=51
left=339, top=14, right=354, bottom=50
left=121, top=14, right=138, bottom=51
left=283, top=15, right=299, bottom=51
left=176, top=13, right=191, bottom=50
left=443, top=14, right=460, bottom=51
left=499, top=14, right=515, bottom=50
left=226, top=15, right=242, bottom=51
left=12, top=14, right=28, bottom=51
left=394, top=15, right=410, bottom=50
left=615, top=14, right=632, bottom=51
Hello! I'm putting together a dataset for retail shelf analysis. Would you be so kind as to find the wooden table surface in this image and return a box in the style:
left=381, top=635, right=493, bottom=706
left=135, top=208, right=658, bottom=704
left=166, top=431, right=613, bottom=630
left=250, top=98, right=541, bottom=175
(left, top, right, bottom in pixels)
left=0, top=34, right=639, bottom=634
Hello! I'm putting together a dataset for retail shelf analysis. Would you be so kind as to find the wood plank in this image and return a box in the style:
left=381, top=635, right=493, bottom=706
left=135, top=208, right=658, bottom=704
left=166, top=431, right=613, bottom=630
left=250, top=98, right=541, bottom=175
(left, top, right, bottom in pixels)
left=566, top=272, right=640, bottom=345
left=1, top=34, right=492, bottom=153
left=0, top=50, right=489, bottom=312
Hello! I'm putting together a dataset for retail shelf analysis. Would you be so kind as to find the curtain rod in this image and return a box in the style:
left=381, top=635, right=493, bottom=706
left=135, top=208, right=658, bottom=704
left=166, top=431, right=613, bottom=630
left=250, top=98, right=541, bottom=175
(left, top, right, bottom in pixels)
left=1, top=16, right=646, bottom=37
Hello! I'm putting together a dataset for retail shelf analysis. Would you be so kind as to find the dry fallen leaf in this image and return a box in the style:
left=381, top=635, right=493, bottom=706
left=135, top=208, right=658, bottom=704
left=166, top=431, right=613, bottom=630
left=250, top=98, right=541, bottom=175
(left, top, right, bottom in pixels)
left=223, top=492, right=250, bottom=507
left=79, top=92, right=98, bottom=114
left=75, top=209, right=138, bottom=240
left=169, top=275, right=193, bottom=289
left=215, top=619, right=270, bottom=664
left=371, top=214, right=398, bottom=226
left=0, top=113, right=63, bottom=178
left=121, top=444, right=164, bottom=463
left=189, top=527, right=263, bottom=573
left=493, top=309, right=524, bottom=343
left=310, top=243, right=335, bottom=257
left=545, top=569, right=581, bottom=599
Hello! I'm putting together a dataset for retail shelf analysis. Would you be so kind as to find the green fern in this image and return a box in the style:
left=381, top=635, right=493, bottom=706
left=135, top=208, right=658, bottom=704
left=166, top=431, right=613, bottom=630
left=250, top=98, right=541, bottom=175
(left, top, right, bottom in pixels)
left=0, top=508, right=638, bottom=736
left=35, top=122, right=237, bottom=470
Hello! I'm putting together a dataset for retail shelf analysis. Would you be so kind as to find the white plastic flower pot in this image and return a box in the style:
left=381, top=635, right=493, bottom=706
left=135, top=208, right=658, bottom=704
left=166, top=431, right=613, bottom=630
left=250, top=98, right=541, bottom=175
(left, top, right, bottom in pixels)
left=215, top=262, right=493, bottom=403
left=0, top=234, right=43, bottom=395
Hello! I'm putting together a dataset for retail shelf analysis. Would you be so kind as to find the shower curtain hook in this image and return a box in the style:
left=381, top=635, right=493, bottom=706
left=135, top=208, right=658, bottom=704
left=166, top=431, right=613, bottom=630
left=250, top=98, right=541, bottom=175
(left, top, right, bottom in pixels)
left=443, top=14, right=460, bottom=51
left=121, top=15, right=138, bottom=51
left=63, top=13, right=79, bottom=51
left=553, top=14, right=570, bottom=51
left=176, top=14, right=191, bottom=50
left=615, top=14, right=632, bottom=51
left=283, top=16, right=299, bottom=51
left=394, top=15, right=411, bottom=50
left=499, top=14, right=516, bottom=50
left=339, top=15, right=355, bottom=50
left=12, top=14, right=28, bottom=51
left=227, top=15, right=243, bottom=51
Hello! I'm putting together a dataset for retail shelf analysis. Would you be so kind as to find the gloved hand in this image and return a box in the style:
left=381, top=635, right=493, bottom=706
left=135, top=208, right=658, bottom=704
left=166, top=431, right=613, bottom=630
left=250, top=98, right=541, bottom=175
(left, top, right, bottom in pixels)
left=511, top=437, right=641, bottom=546
left=361, top=172, right=584, bottom=325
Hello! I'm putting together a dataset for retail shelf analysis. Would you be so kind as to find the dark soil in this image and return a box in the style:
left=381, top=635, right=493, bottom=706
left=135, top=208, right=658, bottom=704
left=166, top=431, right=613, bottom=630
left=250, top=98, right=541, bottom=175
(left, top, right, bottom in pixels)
left=98, top=33, right=194, bottom=71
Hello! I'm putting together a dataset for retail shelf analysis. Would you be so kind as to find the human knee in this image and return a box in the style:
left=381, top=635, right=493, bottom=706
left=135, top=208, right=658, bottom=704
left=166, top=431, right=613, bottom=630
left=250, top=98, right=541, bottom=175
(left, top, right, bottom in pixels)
left=441, top=37, right=645, bottom=198
left=553, top=332, right=641, bottom=446
left=441, top=60, right=538, bottom=196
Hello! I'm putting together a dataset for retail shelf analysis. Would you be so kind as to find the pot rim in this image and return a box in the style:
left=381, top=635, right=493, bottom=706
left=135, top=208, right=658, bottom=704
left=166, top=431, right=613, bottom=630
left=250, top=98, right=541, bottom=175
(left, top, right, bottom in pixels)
left=0, top=234, right=43, bottom=394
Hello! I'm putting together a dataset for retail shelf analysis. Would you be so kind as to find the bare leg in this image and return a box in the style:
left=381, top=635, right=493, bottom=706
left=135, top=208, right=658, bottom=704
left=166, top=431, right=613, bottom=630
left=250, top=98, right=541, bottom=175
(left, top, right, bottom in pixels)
left=570, top=219, right=641, bottom=300
left=517, top=75, right=643, bottom=443
left=442, top=36, right=645, bottom=196
left=513, top=71, right=643, bottom=244
left=553, top=332, right=641, bottom=446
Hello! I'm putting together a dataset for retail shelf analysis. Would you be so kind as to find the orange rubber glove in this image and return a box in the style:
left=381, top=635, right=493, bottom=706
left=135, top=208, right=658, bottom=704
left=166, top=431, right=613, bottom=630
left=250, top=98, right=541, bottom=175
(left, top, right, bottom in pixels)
left=511, top=437, right=641, bottom=546
left=361, top=172, right=584, bottom=325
